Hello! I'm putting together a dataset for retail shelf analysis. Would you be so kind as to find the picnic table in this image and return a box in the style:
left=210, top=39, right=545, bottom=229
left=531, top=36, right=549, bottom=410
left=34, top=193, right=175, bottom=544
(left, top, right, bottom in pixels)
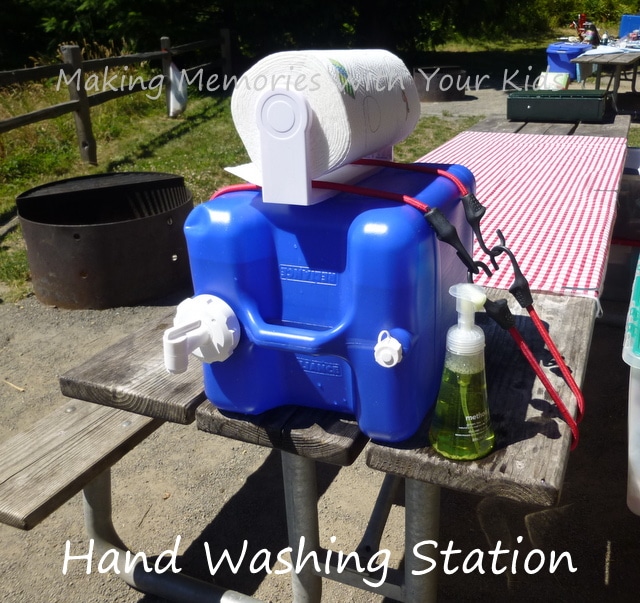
left=572, top=48, right=640, bottom=104
left=58, top=114, right=631, bottom=602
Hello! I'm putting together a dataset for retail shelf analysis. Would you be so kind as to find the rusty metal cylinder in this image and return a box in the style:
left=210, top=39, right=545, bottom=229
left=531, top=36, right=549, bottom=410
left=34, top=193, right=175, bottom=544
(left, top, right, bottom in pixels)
left=17, top=172, right=193, bottom=309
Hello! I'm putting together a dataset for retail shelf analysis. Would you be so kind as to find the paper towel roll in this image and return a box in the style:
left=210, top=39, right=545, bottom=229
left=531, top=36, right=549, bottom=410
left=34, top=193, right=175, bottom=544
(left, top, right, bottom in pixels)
left=231, top=49, right=420, bottom=180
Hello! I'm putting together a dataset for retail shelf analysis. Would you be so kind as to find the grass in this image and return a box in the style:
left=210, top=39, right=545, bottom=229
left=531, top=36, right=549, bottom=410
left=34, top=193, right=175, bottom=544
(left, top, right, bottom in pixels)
left=0, top=73, right=480, bottom=302
left=0, top=85, right=480, bottom=217
left=99, top=95, right=249, bottom=200
left=1, top=35, right=638, bottom=301
left=0, top=228, right=30, bottom=300
left=0, top=92, right=248, bottom=217
left=395, top=114, right=482, bottom=162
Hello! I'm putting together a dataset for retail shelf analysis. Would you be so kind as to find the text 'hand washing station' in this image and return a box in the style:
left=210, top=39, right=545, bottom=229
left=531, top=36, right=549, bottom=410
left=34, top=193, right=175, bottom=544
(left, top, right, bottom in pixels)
left=163, top=49, right=475, bottom=443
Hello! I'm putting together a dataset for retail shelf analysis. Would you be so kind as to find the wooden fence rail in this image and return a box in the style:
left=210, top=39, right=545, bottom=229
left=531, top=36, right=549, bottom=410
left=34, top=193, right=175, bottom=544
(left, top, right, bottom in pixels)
left=0, top=30, right=232, bottom=164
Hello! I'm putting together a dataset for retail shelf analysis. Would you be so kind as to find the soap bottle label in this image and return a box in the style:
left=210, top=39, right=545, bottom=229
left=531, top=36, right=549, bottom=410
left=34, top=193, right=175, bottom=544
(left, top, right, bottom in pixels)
left=429, top=352, right=495, bottom=460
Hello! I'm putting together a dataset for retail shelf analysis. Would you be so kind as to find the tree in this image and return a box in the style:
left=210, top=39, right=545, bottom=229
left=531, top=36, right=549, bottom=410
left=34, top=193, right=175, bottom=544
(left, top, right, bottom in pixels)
left=0, top=0, right=225, bottom=67
left=2, top=0, right=635, bottom=71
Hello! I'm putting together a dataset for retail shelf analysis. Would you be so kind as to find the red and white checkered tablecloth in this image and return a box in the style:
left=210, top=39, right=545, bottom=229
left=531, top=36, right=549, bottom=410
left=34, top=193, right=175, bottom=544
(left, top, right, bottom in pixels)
left=420, top=130, right=628, bottom=298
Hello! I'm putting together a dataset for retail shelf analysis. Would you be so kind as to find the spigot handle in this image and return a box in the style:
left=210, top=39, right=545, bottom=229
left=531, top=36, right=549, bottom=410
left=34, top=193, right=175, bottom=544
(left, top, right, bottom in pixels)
left=163, top=295, right=241, bottom=374
left=163, top=320, right=210, bottom=374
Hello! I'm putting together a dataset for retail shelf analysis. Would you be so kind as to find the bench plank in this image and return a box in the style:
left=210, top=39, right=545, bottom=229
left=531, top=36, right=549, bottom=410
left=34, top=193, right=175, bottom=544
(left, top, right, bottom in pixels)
left=366, top=289, right=597, bottom=507
left=574, top=114, right=631, bottom=137
left=470, top=113, right=631, bottom=138
left=59, top=313, right=206, bottom=424
left=467, top=116, right=524, bottom=133
left=518, top=122, right=576, bottom=135
left=0, top=401, right=162, bottom=530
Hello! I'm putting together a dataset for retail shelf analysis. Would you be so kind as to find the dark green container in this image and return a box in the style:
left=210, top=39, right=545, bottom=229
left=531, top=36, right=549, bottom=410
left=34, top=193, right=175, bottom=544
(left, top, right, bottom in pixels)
left=507, top=90, right=612, bottom=123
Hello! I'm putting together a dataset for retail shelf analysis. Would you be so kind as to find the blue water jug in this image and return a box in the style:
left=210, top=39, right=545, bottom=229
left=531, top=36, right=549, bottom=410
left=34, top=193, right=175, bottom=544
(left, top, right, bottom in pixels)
left=181, top=163, right=474, bottom=442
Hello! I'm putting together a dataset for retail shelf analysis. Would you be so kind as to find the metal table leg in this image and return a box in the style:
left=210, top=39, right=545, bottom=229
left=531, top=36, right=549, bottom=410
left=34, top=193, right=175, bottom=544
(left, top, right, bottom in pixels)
left=82, top=470, right=262, bottom=603
left=404, top=478, right=441, bottom=603
left=356, top=474, right=402, bottom=560
left=281, top=451, right=323, bottom=603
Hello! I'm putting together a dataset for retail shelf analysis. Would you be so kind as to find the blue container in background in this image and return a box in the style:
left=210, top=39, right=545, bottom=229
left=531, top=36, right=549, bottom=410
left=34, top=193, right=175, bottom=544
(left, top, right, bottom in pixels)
left=184, top=164, right=474, bottom=442
left=546, top=42, right=591, bottom=80
left=620, top=14, right=640, bottom=38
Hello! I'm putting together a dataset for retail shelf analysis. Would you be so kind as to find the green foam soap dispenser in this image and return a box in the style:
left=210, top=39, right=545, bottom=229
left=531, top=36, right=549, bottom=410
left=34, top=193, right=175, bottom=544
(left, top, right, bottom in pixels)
left=429, top=283, right=495, bottom=460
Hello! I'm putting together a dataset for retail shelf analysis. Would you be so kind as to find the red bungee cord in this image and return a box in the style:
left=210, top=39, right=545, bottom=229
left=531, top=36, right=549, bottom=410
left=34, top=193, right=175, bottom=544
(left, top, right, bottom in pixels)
left=509, top=325, right=581, bottom=449
left=490, top=240, right=585, bottom=449
left=311, top=179, right=430, bottom=213
left=209, top=175, right=430, bottom=212
left=353, top=157, right=470, bottom=197
left=208, top=158, right=585, bottom=448
left=210, top=183, right=261, bottom=199
left=527, top=305, right=585, bottom=425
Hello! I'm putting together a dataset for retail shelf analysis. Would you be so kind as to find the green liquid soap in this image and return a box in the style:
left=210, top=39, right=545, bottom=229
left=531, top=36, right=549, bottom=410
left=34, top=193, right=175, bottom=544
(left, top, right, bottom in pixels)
left=429, top=356, right=495, bottom=461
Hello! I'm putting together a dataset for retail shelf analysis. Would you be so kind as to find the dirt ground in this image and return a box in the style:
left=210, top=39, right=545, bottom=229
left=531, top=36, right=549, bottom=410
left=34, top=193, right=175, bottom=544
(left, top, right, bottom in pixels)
left=2, top=81, right=640, bottom=602
left=0, top=285, right=416, bottom=603
left=2, top=256, right=640, bottom=603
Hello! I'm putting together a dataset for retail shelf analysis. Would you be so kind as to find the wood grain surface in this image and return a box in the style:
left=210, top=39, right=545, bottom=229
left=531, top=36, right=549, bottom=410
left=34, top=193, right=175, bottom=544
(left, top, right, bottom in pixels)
left=366, top=289, right=597, bottom=507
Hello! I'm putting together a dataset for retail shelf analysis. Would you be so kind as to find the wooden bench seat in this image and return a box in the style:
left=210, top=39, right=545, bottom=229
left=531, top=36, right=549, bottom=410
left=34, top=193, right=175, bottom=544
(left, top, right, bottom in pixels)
left=0, top=400, right=162, bottom=530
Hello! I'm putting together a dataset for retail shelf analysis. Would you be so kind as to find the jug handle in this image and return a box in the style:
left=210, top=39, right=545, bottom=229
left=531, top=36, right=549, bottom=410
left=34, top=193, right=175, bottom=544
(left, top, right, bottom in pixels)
left=239, top=300, right=350, bottom=355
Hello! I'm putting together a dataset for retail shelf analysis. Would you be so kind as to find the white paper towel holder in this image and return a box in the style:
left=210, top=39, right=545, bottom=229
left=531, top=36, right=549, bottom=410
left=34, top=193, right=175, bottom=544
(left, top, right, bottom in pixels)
left=226, top=88, right=389, bottom=206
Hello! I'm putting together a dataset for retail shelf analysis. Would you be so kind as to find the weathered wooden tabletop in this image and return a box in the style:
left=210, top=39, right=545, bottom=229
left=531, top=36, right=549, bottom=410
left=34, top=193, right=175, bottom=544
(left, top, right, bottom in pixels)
left=366, top=288, right=597, bottom=507
left=59, top=285, right=596, bottom=505
left=572, top=50, right=640, bottom=68
left=60, top=313, right=206, bottom=425
left=59, top=313, right=368, bottom=467
left=367, top=114, right=625, bottom=507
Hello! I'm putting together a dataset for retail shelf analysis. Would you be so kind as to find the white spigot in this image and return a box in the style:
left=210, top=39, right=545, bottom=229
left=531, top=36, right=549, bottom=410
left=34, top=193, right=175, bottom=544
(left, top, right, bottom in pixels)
left=163, top=294, right=240, bottom=374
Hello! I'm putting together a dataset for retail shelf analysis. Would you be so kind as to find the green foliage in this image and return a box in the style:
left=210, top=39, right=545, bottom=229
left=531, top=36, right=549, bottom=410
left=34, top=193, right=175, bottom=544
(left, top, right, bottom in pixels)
left=3, top=0, right=638, bottom=69
left=36, top=0, right=220, bottom=51
left=0, top=82, right=77, bottom=207
left=0, top=0, right=223, bottom=67
left=542, top=0, right=639, bottom=28
left=0, top=71, right=162, bottom=222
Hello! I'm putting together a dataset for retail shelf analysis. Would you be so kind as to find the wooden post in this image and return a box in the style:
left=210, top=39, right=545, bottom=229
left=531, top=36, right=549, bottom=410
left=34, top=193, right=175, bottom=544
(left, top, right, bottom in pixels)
left=60, top=45, right=97, bottom=165
left=160, top=36, right=172, bottom=117
left=219, top=28, right=232, bottom=78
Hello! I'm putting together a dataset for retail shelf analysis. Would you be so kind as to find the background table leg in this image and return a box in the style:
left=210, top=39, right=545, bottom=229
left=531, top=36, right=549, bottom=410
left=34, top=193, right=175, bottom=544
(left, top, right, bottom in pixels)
left=612, top=65, right=623, bottom=106
left=404, top=478, right=440, bottom=603
left=281, top=452, right=323, bottom=603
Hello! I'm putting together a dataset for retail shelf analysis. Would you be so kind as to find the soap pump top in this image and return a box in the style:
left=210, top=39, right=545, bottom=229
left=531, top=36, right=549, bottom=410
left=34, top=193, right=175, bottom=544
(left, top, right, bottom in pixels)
left=446, top=283, right=486, bottom=356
